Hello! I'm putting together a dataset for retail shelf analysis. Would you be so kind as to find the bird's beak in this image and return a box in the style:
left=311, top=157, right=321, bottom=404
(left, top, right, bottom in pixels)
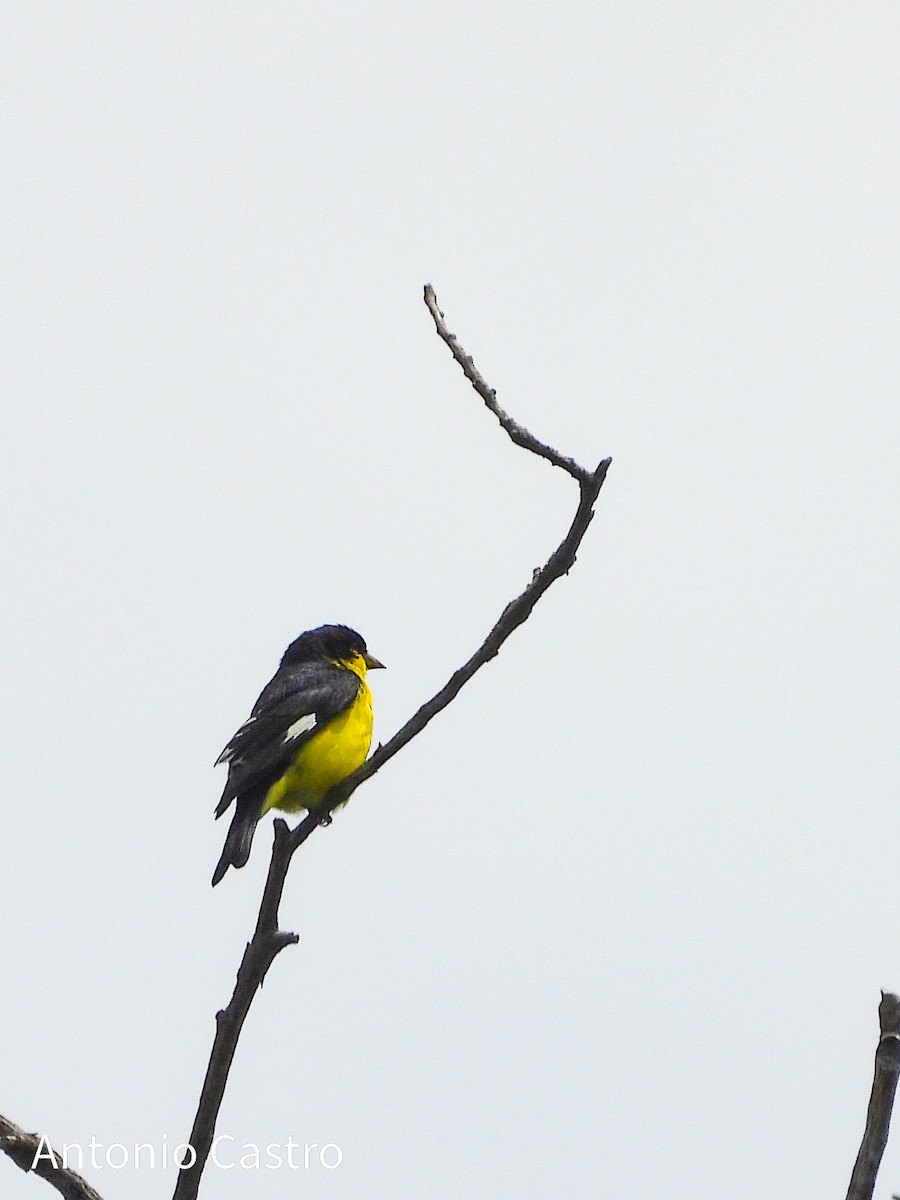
left=364, top=652, right=386, bottom=670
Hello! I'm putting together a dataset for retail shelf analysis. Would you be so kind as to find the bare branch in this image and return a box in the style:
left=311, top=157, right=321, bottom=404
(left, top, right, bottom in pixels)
left=423, top=283, right=592, bottom=482
left=316, top=457, right=610, bottom=818
left=317, top=286, right=610, bottom=814
left=847, top=991, right=900, bottom=1200
left=174, top=285, right=611, bottom=1200
left=0, top=1115, right=105, bottom=1200
left=172, top=820, right=299, bottom=1200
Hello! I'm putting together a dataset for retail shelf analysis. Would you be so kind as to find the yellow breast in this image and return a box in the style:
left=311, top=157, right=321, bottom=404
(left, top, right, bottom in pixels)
left=261, top=671, right=374, bottom=815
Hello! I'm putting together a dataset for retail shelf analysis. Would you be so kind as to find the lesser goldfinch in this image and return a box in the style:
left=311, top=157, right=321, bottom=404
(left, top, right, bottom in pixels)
left=212, top=624, right=384, bottom=886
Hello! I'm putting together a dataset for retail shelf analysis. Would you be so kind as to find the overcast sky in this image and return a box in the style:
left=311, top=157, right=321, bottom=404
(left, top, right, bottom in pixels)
left=2, top=4, right=899, bottom=1199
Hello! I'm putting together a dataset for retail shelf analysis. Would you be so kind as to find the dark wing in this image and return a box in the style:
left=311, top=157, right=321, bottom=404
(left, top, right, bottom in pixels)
left=214, top=660, right=360, bottom=818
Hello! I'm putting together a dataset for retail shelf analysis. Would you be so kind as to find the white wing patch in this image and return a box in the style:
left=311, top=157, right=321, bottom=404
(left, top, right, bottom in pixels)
left=283, top=713, right=317, bottom=742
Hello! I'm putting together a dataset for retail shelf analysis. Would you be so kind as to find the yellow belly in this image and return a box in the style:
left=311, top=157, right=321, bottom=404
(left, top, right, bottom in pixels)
left=261, top=682, right=374, bottom=814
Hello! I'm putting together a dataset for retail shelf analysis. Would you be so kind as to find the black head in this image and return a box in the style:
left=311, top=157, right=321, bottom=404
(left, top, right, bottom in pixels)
left=281, top=624, right=379, bottom=668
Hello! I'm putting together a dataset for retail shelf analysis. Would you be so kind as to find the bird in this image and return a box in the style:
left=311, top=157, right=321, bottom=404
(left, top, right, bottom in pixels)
left=212, top=624, right=385, bottom=886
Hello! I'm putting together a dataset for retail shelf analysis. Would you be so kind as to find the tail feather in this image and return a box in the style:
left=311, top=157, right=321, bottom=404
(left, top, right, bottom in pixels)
left=212, top=799, right=258, bottom=886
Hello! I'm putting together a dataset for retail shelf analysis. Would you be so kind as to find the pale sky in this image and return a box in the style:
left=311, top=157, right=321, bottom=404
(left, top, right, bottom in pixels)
left=2, top=4, right=899, bottom=1199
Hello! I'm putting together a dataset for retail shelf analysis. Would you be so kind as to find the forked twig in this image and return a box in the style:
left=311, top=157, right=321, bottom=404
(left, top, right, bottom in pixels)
left=170, top=284, right=612, bottom=1199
